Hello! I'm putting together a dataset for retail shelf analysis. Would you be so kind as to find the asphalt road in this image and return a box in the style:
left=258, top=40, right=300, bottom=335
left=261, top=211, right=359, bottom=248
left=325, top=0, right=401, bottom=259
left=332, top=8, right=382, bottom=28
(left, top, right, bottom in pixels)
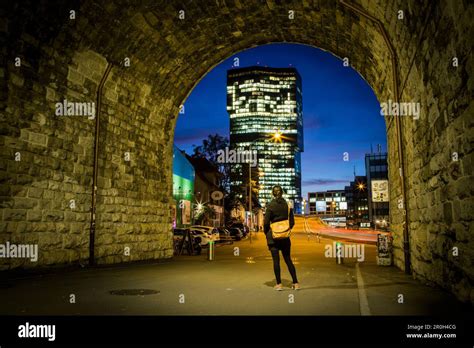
left=0, top=217, right=470, bottom=316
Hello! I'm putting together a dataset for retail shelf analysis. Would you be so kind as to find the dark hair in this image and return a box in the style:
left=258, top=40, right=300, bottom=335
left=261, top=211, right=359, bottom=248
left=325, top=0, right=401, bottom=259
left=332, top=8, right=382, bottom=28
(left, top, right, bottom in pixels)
left=272, top=185, right=284, bottom=196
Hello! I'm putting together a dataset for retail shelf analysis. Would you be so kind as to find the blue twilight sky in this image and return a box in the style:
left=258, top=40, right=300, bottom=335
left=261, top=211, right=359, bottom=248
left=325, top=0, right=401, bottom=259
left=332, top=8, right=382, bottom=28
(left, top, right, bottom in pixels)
left=174, top=43, right=387, bottom=198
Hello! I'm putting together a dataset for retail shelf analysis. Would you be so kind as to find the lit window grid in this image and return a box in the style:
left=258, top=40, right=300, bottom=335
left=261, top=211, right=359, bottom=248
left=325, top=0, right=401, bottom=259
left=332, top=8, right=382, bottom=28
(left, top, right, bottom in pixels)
left=230, top=164, right=301, bottom=203
left=228, top=68, right=303, bottom=205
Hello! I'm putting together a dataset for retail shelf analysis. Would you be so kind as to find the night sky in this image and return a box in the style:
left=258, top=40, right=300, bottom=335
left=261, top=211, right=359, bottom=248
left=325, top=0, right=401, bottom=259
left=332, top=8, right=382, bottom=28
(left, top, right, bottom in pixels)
left=174, top=43, right=387, bottom=198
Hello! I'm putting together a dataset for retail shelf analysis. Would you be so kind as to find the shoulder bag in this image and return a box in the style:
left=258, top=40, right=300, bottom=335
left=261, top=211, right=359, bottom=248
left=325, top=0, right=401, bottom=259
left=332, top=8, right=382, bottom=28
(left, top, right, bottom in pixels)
left=271, top=202, right=291, bottom=239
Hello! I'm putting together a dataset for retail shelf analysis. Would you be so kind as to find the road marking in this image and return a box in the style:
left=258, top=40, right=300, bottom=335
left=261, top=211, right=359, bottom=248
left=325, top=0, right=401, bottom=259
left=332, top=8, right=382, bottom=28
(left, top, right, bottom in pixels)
left=355, top=262, right=371, bottom=316
left=303, top=216, right=312, bottom=240
left=245, top=256, right=256, bottom=264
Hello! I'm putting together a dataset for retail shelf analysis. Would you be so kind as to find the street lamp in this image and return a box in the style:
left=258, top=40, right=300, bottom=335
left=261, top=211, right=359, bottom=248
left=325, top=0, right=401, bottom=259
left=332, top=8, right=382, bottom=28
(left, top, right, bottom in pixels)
left=194, top=199, right=211, bottom=226
left=247, top=130, right=282, bottom=243
left=331, top=201, right=336, bottom=227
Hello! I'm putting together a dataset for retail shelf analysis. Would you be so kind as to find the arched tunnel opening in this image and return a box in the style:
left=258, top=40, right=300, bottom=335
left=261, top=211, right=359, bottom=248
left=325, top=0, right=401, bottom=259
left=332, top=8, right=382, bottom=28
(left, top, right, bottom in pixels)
left=171, top=42, right=390, bottom=268
left=0, top=0, right=472, bottom=329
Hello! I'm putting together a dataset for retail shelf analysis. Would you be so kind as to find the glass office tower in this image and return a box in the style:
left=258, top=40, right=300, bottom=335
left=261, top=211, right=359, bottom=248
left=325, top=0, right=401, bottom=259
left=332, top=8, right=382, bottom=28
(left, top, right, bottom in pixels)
left=226, top=66, right=303, bottom=212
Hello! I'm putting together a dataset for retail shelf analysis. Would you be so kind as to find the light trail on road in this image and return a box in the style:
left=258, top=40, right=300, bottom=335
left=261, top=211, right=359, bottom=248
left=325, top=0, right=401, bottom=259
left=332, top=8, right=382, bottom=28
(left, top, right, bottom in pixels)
left=298, top=216, right=391, bottom=244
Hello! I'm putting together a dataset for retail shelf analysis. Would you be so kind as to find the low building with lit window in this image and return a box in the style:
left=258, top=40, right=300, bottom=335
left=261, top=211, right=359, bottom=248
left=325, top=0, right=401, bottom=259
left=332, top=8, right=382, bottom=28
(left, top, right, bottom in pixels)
left=172, top=146, right=195, bottom=228
left=308, top=190, right=347, bottom=226
left=344, top=176, right=370, bottom=228
left=365, top=150, right=389, bottom=230
left=186, top=155, right=224, bottom=227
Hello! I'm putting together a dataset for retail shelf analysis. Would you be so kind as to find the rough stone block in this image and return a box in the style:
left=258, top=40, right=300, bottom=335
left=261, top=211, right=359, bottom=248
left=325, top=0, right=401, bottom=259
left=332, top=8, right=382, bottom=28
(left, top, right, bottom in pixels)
left=27, top=210, right=42, bottom=222
left=459, top=198, right=474, bottom=221
left=70, top=222, right=86, bottom=234
left=3, top=209, right=27, bottom=221
left=28, top=132, right=48, bottom=147
left=43, top=210, right=64, bottom=221
left=27, top=187, right=43, bottom=198
left=443, top=201, right=454, bottom=224
left=45, top=86, right=56, bottom=102
left=67, top=68, right=85, bottom=86
left=11, top=73, right=24, bottom=87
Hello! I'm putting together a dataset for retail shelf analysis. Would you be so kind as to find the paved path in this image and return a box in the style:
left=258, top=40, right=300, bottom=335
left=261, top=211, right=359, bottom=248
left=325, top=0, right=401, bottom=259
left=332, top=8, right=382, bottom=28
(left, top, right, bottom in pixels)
left=0, top=218, right=470, bottom=316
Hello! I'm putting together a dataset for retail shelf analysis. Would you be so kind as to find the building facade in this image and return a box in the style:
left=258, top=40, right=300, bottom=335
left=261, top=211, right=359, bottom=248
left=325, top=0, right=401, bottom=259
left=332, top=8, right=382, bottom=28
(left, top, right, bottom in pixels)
left=308, top=190, right=347, bottom=226
left=226, top=66, right=304, bottom=213
left=344, top=176, right=370, bottom=228
left=172, top=146, right=195, bottom=228
left=186, top=155, right=225, bottom=227
left=365, top=151, right=390, bottom=229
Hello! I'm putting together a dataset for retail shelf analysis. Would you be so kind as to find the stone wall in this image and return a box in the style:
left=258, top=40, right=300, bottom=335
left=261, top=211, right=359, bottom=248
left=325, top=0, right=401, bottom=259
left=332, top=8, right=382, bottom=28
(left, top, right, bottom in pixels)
left=387, top=0, right=473, bottom=303
left=0, top=0, right=472, bottom=302
left=0, top=1, right=177, bottom=268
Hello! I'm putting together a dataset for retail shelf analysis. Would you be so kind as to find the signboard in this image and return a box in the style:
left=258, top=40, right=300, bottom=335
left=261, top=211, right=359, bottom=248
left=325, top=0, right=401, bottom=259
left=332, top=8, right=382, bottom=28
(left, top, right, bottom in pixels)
left=211, top=190, right=224, bottom=201
left=371, top=180, right=389, bottom=202
left=376, top=233, right=392, bottom=266
left=171, top=204, right=177, bottom=228
left=316, top=201, right=326, bottom=212
left=214, top=205, right=223, bottom=213
left=181, top=200, right=191, bottom=225
left=173, top=175, right=194, bottom=201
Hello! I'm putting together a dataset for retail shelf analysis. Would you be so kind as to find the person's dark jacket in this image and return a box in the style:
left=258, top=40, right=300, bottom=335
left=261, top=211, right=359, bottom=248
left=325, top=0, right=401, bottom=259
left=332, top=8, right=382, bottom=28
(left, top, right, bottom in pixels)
left=264, top=197, right=295, bottom=245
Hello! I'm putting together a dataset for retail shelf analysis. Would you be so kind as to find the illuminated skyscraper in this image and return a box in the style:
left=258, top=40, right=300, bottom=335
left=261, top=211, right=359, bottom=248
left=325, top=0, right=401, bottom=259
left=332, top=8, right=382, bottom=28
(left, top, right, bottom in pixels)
left=227, top=66, right=303, bottom=212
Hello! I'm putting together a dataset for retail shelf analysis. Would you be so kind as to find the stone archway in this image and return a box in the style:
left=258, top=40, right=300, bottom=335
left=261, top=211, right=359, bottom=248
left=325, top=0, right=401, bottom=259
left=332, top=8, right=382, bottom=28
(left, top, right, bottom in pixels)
left=1, top=1, right=472, bottom=302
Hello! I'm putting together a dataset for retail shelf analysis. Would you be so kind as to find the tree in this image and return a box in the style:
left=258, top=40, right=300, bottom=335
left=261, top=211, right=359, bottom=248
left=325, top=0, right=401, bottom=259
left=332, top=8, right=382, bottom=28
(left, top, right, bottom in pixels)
left=192, top=133, right=231, bottom=192
left=192, top=133, right=228, bottom=164
left=192, top=134, right=262, bottom=225
left=194, top=204, right=216, bottom=225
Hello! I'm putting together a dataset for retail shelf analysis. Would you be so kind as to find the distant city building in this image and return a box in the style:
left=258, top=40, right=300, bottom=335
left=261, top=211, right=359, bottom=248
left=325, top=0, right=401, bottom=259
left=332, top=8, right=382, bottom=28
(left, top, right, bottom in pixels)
left=172, top=146, right=195, bottom=228
left=365, top=150, right=389, bottom=229
left=305, top=148, right=388, bottom=230
left=308, top=190, right=347, bottom=226
left=227, top=66, right=304, bottom=213
left=344, top=176, right=370, bottom=228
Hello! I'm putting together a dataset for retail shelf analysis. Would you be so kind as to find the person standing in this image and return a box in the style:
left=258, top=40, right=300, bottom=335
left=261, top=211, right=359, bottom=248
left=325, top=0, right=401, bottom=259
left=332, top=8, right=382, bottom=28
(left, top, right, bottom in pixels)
left=264, top=185, right=300, bottom=290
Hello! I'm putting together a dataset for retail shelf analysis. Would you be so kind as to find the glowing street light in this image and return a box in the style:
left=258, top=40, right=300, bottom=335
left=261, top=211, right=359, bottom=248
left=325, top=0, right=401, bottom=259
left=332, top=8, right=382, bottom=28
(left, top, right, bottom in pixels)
left=272, top=129, right=282, bottom=142
left=331, top=201, right=336, bottom=227
left=247, top=130, right=284, bottom=242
